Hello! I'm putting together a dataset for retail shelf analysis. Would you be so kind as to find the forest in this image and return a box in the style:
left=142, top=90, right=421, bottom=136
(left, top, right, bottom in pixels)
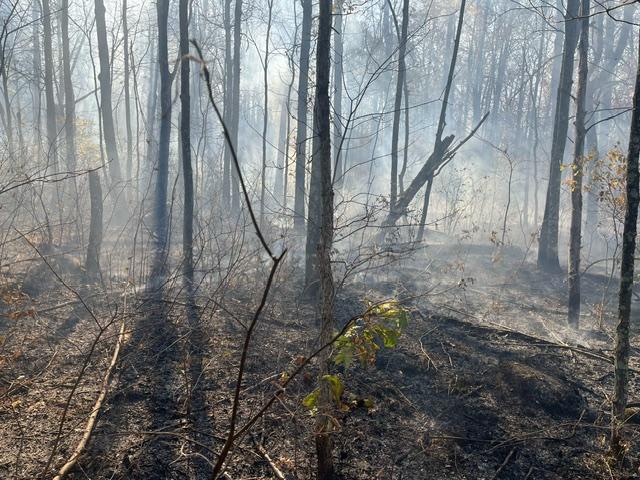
left=1, top=0, right=640, bottom=477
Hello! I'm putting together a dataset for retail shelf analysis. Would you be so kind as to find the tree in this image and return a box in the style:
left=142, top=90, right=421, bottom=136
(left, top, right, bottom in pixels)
left=41, top=0, right=57, bottom=171
left=85, top=171, right=103, bottom=279
left=230, top=0, right=242, bottom=212
left=123, top=0, right=133, bottom=190
left=95, top=0, right=123, bottom=188
left=293, top=0, right=312, bottom=232
left=333, top=0, right=344, bottom=186
left=309, top=0, right=335, bottom=475
left=180, top=0, right=193, bottom=287
left=611, top=22, right=640, bottom=460
left=153, top=0, right=171, bottom=277
left=259, top=0, right=274, bottom=227
left=567, top=0, right=589, bottom=328
left=389, top=0, right=409, bottom=209
left=537, top=0, right=580, bottom=272
left=61, top=0, right=76, bottom=172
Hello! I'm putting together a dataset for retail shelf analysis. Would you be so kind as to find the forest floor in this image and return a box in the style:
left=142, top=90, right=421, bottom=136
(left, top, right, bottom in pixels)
left=1, top=231, right=640, bottom=479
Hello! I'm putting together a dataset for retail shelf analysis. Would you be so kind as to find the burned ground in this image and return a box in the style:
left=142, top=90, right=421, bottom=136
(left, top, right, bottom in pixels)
left=0, top=239, right=638, bottom=479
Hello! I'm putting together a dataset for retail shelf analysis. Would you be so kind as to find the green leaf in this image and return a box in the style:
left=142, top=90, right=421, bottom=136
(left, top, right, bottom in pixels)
left=322, top=374, right=344, bottom=405
left=303, top=388, right=320, bottom=410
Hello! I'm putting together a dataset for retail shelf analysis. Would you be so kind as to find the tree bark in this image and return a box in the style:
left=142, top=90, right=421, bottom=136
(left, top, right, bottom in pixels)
left=389, top=0, right=409, bottom=209
left=180, top=0, right=193, bottom=287
left=611, top=26, right=640, bottom=460
left=85, top=171, right=103, bottom=279
left=293, top=0, right=312, bottom=232
left=537, top=0, right=580, bottom=272
left=61, top=0, right=76, bottom=172
left=567, top=0, right=589, bottom=328
left=42, top=0, right=58, bottom=170
left=309, top=0, right=335, bottom=477
left=153, top=0, right=171, bottom=278
left=95, top=0, right=123, bottom=187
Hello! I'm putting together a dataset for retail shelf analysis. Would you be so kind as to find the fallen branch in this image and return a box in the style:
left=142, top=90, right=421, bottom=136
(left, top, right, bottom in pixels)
left=252, top=437, right=288, bottom=480
left=52, top=316, right=126, bottom=479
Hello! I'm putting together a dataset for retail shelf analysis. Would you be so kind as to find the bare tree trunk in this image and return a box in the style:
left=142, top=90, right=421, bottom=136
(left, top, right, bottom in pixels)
left=611, top=27, right=640, bottom=460
left=153, top=0, right=171, bottom=278
left=32, top=0, right=43, bottom=159
left=180, top=0, right=193, bottom=287
left=60, top=0, right=76, bottom=172
left=230, top=0, right=242, bottom=213
left=294, top=0, right=312, bottom=232
left=389, top=0, right=409, bottom=209
left=274, top=100, right=287, bottom=202
left=95, top=0, right=123, bottom=188
left=310, top=0, right=335, bottom=477
left=537, top=0, right=580, bottom=273
left=222, top=0, right=233, bottom=209
left=416, top=178, right=433, bottom=243
left=260, top=0, right=273, bottom=228
left=85, top=171, right=103, bottom=279
left=333, top=0, right=344, bottom=187
left=42, top=0, right=58, bottom=170
left=123, top=0, right=133, bottom=192
left=567, top=0, right=589, bottom=328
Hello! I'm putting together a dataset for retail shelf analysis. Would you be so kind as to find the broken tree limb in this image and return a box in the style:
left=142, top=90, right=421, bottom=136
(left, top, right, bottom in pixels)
left=381, top=112, right=489, bottom=233
left=53, top=315, right=127, bottom=480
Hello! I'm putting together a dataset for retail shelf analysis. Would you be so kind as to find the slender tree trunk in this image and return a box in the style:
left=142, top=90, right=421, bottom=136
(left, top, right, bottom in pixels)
left=85, top=171, right=103, bottom=279
left=333, top=0, right=344, bottom=187
left=32, top=0, right=43, bottom=159
left=611, top=27, right=640, bottom=459
left=42, top=0, right=58, bottom=170
left=537, top=0, right=580, bottom=272
left=180, top=0, right=193, bottom=287
left=310, top=0, right=335, bottom=477
left=416, top=178, right=433, bottom=243
left=294, top=0, right=312, bottom=232
left=230, top=0, right=242, bottom=212
left=260, top=0, right=273, bottom=227
left=153, top=0, right=171, bottom=277
left=222, top=0, right=233, bottom=209
left=123, top=0, right=133, bottom=192
left=390, top=0, right=409, bottom=209
left=95, top=0, right=123, bottom=187
left=274, top=100, right=287, bottom=202
left=60, top=0, right=76, bottom=172
left=567, top=0, right=589, bottom=327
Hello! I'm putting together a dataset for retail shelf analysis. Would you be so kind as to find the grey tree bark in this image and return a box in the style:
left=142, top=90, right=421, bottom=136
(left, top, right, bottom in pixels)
left=293, top=0, right=312, bottom=232
left=567, top=0, right=589, bottom=328
left=537, top=0, right=580, bottom=272
left=95, top=0, right=123, bottom=187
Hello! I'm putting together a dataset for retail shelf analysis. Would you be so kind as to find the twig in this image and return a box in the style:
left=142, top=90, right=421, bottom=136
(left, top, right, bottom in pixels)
left=490, top=447, right=516, bottom=480
left=252, top=436, right=288, bottom=480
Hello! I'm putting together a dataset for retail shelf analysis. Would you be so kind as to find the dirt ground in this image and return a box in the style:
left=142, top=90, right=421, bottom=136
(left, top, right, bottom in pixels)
left=1, top=235, right=639, bottom=479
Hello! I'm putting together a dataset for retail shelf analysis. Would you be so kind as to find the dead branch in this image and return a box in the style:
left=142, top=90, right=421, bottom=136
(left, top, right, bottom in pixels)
left=53, top=315, right=126, bottom=479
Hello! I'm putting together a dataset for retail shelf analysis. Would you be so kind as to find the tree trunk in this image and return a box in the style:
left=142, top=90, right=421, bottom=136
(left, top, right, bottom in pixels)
left=85, top=171, right=103, bottom=279
left=42, top=0, right=58, bottom=170
left=567, top=0, right=589, bottom=328
left=153, top=0, right=171, bottom=277
left=611, top=26, right=640, bottom=460
left=230, top=0, right=242, bottom=212
left=274, top=100, right=287, bottom=202
left=123, top=0, right=133, bottom=192
left=333, top=0, right=344, bottom=187
left=61, top=0, right=76, bottom=172
left=416, top=177, right=433, bottom=243
left=537, top=0, right=580, bottom=273
left=180, top=0, right=193, bottom=287
left=95, top=0, right=123, bottom=187
left=222, top=0, right=233, bottom=209
left=293, top=0, right=312, bottom=232
left=260, top=0, right=273, bottom=227
left=310, top=0, right=335, bottom=477
left=389, top=0, right=409, bottom=209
